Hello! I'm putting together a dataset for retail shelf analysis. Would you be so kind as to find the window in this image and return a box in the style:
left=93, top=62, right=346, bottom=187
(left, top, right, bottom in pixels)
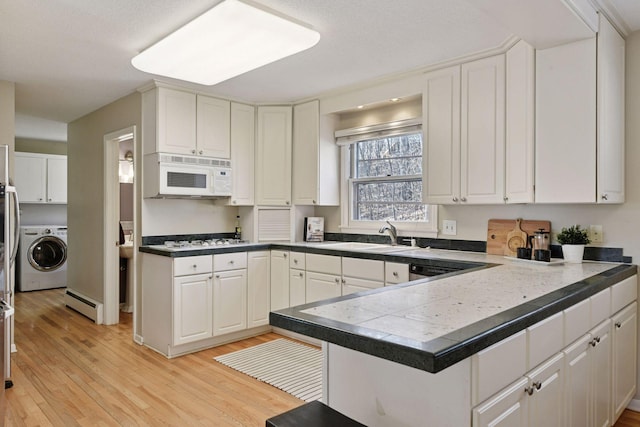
left=351, top=132, right=427, bottom=221
left=337, top=118, right=437, bottom=235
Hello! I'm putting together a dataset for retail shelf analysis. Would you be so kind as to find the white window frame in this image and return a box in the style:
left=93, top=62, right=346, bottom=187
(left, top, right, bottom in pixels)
left=338, top=121, right=438, bottom=239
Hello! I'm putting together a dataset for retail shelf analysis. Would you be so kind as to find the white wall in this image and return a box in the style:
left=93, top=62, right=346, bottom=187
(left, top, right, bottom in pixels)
left=141, top=198, right=236, bottom=236
left=0, top=81, right=15, bottom=180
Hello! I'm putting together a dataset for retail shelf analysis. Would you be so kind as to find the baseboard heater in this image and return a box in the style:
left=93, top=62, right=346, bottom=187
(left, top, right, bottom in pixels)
left=64, top=289, right=103, bottom=324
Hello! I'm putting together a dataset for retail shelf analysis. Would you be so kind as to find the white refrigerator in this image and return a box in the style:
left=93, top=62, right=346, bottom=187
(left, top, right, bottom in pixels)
left=0, top=144, right=18, bottom=425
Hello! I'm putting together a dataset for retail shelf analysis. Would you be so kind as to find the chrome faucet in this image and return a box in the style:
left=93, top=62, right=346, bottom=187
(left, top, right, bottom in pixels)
left=379, top=220, right=398, bottom=246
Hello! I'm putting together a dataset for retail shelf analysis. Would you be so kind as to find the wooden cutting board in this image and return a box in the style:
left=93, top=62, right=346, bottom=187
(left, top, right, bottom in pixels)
left=487, top=219, right=552, bottom=256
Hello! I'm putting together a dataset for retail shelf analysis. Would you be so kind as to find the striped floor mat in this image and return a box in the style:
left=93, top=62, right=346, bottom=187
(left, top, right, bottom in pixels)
left=214, top=338, right=322, bottom=402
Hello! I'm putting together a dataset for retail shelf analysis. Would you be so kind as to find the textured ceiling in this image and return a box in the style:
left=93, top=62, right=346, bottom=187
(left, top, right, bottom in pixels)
left=2, top=0, right=639, bottom=141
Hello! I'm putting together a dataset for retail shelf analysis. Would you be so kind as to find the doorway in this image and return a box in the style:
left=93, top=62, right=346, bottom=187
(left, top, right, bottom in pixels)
left=103, top=126, right=137, bottom=338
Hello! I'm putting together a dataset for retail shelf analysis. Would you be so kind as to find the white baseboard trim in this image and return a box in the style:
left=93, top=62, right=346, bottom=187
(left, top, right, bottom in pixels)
left=134, top=334, right=144, bottom=345
left=626, top=398, right=640, bottom=412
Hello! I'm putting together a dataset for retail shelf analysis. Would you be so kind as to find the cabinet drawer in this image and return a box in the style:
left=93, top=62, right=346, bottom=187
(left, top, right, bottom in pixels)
left=214, top=252, right=247, bottom=271
left=289, top=252, right=306, bottom=270
left=564, top=299, right=590, bottom=346
left=472, top=330, right=526, bottom=406
left=590, top=287, right=610, bottom=328
left=174, top=255, right=213, bottom=276
left=527, top=312, right=563, bottom=370
left=611, top=275, right=637, bottom=314
left=306, top=253, right=341, bottom=275
left=385, top=262, right=409, bottom=284
left=342, top=257, right=384, bottom=282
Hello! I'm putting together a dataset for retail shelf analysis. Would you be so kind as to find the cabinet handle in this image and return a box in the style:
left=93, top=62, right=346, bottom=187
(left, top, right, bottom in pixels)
left=229, top=260, right=234, bottom=265
left=615, top=321, right=622, bottom=328
left=192, top=264, right=197, bottom=269
left=232, top=200, right=237, bottom=204
left=602, top=194, right=608, bottom=201
left=283, top=253, right=287, bottom=258
left=48, top=198, right=52, bottom=202
left=199, top=150, right=203, bottom=155
left=594, top=336, right=600, bottom=343
left=504, top=196, right=508, bottom=202
left=286, top=201, right=290, bottom=205
left=312, top=200, right=316, bottom=204
left=191, top=149, right=196, bottom=154
left=299, top=272, right=303, bottom=278
left=533, top=381, right=542, bottom=391
left=590, top=338, right=598, bottom=347
left=460, top=197, right=467, bottom=202
left=209, top=276, right=212, bottom=279
left=452, top=197, right=458, bottom=202
left=525, top=386, right=535, bottom=396
left=215, top=275, right=220, bottom=279
left=334, top=278, right=340, bottom=284
left=393, top=272, right=398, bottom=277
left=39, top=198, right=43, bottom=201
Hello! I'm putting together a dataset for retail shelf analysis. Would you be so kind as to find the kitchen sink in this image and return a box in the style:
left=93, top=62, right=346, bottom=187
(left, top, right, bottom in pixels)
left=320, top=242, right=409, bottom=253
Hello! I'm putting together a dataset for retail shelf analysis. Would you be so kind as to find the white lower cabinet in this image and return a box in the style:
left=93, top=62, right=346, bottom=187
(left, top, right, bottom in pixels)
left=612, top=302, right=637, bottom=422
left=341, top=257, right=384, bottom=295
left=563, top=320, right=612, bottom=427
left=270, top=250, right=290, bottom=311
left=473, top=353, right=564, bottom=427
left=173, top=273, right=213, bottom=346
left=385, top=262, right=409, bottom=286
left=290, top=269, right=306, bottom=307
left=306, top=271, right=341, bottom=303
left=247, top=251, right=270, bottom=328
left=213, top=269, right=247, bottom=336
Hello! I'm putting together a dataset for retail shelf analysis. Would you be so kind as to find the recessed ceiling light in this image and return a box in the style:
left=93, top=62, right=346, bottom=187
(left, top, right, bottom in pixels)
left=390, top=98, right=401, bottom=102
left=357, top=105, right=364, bottom=109
left=131, top=0, right=320, bottom=86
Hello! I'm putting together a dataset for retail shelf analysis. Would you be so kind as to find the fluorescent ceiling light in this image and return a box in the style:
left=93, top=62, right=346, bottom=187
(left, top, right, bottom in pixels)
left=131, top=0, right=320, bottom=85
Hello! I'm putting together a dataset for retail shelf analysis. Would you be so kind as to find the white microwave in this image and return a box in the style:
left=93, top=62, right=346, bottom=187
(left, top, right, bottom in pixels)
left=143, top=153, right=232, bottom=198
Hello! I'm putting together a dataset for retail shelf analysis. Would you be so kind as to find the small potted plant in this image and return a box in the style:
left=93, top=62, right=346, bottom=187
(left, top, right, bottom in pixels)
left=556, top=225, right=591, bottom=263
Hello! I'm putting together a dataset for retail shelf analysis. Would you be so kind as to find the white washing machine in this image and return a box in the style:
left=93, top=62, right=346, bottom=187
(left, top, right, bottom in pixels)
left=18, top=226, right=68, bottom=291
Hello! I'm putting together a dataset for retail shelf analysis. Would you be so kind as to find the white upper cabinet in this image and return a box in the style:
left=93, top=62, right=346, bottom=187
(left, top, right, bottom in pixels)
left=256, top=106, right=292, bottom=206
left=292, top=100, right=339, bottom=206
left=535, top=37, right=597, bottom=203
left=505, top=40, right=535, bottom=204
left=535, top=13, right=625, bottom=204
left=15, top=152, right=67, bottom=204
left=597, top=14, right=625, bottom=204
left=143, top=87, right=197, bottom=156
left=423, top=54, right=505, bottom=205
left=228, top=102, right=255, bottom=206
left=196, top=95, right=231, bottom=158
left=423, top=65, right=461, bottom=205
left=142, top=86, right=231, bottom=158
left=461, top=54, right=506, bottom=204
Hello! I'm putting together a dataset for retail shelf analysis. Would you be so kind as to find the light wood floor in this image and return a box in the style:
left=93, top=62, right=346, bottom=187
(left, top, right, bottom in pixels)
left=6, top=288, right=640, bottom=426
left=6, top=288, right=302, bottom=426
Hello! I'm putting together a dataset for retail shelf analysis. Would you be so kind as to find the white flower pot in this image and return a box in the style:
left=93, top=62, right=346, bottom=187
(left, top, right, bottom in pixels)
left=562, top=244, right=585, bottom=263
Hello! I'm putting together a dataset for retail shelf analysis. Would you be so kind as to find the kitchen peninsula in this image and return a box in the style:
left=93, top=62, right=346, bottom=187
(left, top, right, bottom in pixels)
left=141, top=241, right=637, bottom=426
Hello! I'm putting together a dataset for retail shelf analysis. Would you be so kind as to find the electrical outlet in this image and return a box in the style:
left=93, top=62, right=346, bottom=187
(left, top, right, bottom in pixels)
left=589, top=225, right=603, bottom=243
left=443, top=220, right=457, bottom=236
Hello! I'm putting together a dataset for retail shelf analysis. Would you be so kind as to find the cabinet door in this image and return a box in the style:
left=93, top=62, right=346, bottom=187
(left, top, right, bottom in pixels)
left=473, top=377, right=529, bottom=427
left=461, top=54, right=505, bottom=204
left=306, top=271, right=341, bottom=303
left=46, top=157, right=67, bottom=203
left=292, top=100, right=319, bottom=206
left=270, top=250, right=290, bottom=310
left=256, top=106, right=292, bottom=206
left=505, top=40, right=535, bottom=204
left=611, top=302, right=637, bottom=422
left=173, top=273, right=213, bottom=346
left=423, top=65, right=461, bottom=205
left=290, top=269, right=306, bottom=306
left=385, top=262, right=409, bottom=285
left=197, top=95, right=231, bottom=158
left=527, top=353, right=564, bottom=427
left=535, top=38, right=596, bottom=203
left=14, top=154, right=46, bottom=203
left=213, top=269, right=247, bottom=336
left=157, top=88, right=197, bottom=155
left=229, top=102, right=255, bottom=206
left=247, top=251, right=270, bottom=328
left=596, top=14, right=625, bottom=204
left=563, top=335, right=591, bottom=427
left=590, top=319, right=611, bottom=427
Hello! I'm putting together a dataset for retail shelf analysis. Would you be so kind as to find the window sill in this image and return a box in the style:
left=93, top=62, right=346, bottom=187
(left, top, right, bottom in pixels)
left=338, top=224, right=438, bottom=240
